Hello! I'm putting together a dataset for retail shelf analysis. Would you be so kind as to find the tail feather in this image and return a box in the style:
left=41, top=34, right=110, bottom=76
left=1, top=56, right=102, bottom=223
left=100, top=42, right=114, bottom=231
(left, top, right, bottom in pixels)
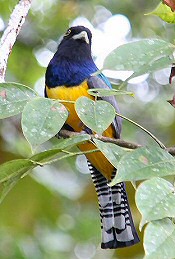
left=88, top=162, right=139, bottom=249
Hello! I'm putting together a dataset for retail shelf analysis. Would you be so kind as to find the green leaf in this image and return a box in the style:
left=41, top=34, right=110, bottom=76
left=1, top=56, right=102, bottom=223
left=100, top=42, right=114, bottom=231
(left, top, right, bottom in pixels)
left=0, top=82, right=37, bottom=119
left=30, top=149, right=63, bottom=164
left=21, top=97, right=68, bottom=150
left=110, top=146, right=175, bottom=185
left=146, top=3, right=175, bottom=24
left=93, top=139, right=126, bottom=168
left=88, top=88, right=134, bottom=97
left=0, top=159, right=34, bottom=183
left=75, top=96, right=116, bottom=135
left=0, top=159, right=34, bottom=203
left=136, top=177, right=175, bottom=229
left=144, top=219, right=175, bottom=259
left=103, top=39, right=175, bottom=80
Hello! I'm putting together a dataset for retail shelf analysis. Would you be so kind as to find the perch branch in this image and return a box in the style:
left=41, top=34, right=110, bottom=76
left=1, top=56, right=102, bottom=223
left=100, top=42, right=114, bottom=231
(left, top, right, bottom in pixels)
left=0, top=0, right=32, bottom=82
left=59, top=129, right=175, bottom=156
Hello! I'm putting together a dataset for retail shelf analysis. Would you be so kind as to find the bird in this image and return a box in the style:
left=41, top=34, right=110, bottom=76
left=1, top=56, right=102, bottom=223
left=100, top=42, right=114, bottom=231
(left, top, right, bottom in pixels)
left=45, top=25, right=139, bottom=249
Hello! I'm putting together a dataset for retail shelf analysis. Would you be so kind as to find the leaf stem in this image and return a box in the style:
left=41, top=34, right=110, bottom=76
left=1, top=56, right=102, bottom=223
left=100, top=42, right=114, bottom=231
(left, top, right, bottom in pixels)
left=116, top=112, right=166, bottom=149
left=32, top=148, right=99, bottom=166
left=118, top=80, right=128, bottom=90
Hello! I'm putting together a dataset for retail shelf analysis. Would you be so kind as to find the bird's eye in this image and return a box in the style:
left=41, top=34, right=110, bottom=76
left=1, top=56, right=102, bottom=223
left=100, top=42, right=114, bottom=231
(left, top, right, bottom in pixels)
left=64, top=29, right=71, bottom=37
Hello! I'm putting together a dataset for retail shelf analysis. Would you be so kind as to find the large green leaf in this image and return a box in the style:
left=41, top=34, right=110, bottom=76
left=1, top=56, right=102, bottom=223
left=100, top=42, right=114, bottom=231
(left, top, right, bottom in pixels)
left=146, top=2, right=175, bottom=24
left=136, top=177, right=175, bottom=229
left=93, top=139, right=126, bottom=168
left=75, top=96, right=116, bottom=135
left=21, top=97, right=68, bottom=150
left=0, top=82, right=37, bottom=119
left=144, top=219, right=175, bottom=259
left=103, top=39, right=175, bottom=80
left=110, top=146, right=175, bottom=185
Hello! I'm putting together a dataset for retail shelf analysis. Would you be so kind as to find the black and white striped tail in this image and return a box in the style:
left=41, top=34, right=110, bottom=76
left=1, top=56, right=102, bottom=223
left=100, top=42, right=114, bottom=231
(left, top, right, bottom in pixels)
left=88, top=162, right=139, bottom=249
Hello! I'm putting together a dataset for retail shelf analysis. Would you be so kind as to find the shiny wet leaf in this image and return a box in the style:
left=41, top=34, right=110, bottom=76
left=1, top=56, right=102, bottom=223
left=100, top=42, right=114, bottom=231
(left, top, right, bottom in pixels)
left=0, top=82, right=37, bottom=119
left=103, top=39, right=175, bottom=81
left=75, top=96, right=116, bottom=135
left=93, top=139, right=126, bottom=168
left=21, top=97, right=68, bottom=150
left=144, top=219, right=175, bottom=259
left=109, top=146, right=175, bottom=185
left=136, top=177, right=175, bottom=229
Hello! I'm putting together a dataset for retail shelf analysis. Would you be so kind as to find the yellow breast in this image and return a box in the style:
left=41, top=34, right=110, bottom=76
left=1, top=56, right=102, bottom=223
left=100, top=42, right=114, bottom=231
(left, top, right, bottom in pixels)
left=46, top=81, right=93, bottom=132
left=45, top=82, right=115, bottom=179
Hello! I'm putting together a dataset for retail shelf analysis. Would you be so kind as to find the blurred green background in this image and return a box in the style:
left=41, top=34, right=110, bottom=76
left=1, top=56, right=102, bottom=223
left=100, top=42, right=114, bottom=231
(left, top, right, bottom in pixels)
left=0, top=0, right=175, bottom=258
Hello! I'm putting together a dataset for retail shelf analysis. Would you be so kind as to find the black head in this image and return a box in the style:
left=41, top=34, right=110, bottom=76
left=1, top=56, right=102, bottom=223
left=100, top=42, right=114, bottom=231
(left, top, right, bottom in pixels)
left=62, top=26, right=92, bottom=45
left=57, top=26, right=93, bottom=58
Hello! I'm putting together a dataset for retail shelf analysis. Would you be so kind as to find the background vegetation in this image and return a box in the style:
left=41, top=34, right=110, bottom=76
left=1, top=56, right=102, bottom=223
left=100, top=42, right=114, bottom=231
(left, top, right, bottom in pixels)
left=0, top=0, right=175, bottom=258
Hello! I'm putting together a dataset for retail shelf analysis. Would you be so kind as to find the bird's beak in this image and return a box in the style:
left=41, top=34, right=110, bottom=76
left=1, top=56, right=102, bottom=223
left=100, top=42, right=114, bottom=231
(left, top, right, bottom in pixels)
left=72, top=31, right=89, bottom=44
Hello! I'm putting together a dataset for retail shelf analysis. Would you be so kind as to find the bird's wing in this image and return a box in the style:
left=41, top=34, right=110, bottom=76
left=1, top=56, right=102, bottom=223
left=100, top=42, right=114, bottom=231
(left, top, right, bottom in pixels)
left=87, top=75, right=122, bottom=138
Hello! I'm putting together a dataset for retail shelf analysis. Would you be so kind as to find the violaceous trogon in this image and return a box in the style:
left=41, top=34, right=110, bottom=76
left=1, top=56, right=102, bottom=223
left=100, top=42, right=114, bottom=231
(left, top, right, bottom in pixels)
left=45, top=26, right=139, bottom=249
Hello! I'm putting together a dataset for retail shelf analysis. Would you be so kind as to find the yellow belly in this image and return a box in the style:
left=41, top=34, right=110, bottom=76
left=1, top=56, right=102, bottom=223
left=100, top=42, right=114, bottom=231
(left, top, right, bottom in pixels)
left=46, top=81, right=115, bottom=179
left=46, top=81, right=93, bottom=132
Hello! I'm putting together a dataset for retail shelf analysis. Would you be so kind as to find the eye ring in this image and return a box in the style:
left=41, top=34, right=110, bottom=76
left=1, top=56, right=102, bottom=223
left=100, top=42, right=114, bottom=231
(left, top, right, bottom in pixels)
left=64, top=29, right=71, bottom=37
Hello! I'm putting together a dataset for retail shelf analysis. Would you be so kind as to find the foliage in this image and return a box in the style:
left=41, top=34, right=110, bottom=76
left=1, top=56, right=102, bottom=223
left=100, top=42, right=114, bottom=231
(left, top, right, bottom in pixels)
left=146, top=2, right=175, bottom=23
left=21, top=97, right=68, bottom=150
left=103, top=39, right=175, bottom=82
left=75, top=96, right=116, bottom=135
left=0, top=0, right=175, bottom=259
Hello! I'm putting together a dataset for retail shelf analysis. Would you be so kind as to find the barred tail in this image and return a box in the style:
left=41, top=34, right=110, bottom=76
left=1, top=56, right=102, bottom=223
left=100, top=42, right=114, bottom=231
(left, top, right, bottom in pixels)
left=89, top=163, right=139, bottom=249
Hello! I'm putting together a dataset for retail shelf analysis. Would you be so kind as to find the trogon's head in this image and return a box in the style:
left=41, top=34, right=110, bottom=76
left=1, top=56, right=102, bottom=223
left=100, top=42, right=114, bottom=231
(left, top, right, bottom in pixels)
left=57, top=26, right=93, bottom=58
left=63, top=26, right=92, bottom=45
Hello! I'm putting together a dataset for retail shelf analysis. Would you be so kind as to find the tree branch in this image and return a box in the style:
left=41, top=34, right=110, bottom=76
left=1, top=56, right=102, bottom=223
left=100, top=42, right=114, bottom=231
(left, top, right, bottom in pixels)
left=59, top=129, right=175, bottom=156
left=0, top=0, right=32, bottom=82
left=58, top=129, right=141, bottom=149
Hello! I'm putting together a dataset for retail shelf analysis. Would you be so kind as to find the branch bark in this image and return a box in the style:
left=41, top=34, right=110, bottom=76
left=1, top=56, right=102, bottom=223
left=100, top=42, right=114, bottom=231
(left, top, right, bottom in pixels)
left=59, top=129, right=175, bottom=156
left=0, top=0, right=32, bottom=82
